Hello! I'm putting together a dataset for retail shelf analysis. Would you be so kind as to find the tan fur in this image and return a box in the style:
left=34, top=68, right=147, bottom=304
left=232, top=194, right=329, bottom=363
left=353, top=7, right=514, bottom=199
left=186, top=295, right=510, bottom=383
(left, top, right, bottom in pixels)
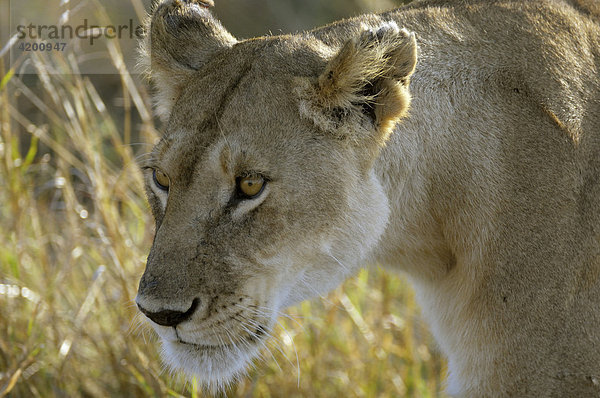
left=136, top=0, right=600, bottom=396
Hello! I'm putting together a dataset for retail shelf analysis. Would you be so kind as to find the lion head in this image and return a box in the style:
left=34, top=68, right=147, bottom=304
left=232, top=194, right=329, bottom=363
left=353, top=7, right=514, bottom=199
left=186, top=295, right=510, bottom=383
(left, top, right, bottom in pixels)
left=136, top=0, right=416, bottom=389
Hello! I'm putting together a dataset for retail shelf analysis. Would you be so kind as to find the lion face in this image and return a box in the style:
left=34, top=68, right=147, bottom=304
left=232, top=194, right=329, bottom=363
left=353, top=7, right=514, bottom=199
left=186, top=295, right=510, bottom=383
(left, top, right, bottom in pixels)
left=136, top=0, right=416, bottom=388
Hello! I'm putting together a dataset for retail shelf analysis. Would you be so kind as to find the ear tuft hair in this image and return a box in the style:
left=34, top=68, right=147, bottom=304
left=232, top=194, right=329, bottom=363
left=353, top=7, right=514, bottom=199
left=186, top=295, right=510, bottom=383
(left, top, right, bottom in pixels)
left=299, top=23, right=417, bottom=147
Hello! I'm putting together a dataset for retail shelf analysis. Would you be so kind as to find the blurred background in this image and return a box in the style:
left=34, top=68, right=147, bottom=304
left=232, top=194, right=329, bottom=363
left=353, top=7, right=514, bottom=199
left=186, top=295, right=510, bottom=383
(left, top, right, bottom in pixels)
left=0, top=0, right=447, bottom=396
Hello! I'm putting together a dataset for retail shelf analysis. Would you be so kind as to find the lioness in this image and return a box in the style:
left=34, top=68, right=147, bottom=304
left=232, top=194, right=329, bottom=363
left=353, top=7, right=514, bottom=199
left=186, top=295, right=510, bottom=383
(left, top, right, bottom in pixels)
left=135, top=0, right=600, bottom=395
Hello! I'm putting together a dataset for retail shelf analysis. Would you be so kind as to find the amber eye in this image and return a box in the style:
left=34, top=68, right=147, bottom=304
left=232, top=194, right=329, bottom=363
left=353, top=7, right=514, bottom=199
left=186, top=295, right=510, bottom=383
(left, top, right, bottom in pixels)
left=237, top=174, right=265, bottom=198
left=153, top=169, right=170, bottom=191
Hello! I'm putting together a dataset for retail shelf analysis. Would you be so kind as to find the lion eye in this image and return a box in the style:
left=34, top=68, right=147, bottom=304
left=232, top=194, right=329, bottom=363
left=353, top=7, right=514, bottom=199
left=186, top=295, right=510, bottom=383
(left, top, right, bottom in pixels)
left=153, top=169, right=170, bottom=191
left=237, top=174, right=265, bottom=198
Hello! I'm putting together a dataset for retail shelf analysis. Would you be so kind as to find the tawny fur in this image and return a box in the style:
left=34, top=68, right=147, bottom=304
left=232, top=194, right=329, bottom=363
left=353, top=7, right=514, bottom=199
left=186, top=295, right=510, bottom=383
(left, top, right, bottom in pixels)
left=136, top=0, right=600, bottom=396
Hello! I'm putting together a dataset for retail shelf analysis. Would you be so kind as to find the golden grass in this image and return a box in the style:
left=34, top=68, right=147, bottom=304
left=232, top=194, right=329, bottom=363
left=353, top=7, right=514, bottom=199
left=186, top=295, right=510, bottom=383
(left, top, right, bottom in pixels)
left=0, top=1, right=446, bottom=396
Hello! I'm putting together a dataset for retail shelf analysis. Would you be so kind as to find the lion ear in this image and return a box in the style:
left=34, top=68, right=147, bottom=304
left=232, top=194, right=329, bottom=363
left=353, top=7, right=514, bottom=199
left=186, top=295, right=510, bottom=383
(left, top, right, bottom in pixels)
left=304, top=23, right=417, bottom=147
left=140, top=0, right=237, bottom=120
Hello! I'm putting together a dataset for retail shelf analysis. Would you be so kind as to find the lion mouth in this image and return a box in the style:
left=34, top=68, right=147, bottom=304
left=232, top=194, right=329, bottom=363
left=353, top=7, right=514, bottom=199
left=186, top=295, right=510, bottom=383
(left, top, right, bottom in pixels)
left=176, top=339, right=231, bottom=350
left=153, top=306, right=274, bottom=388
left=161, top=325, right=269, bottom=389
left=174, top=324, right=268, bottom=350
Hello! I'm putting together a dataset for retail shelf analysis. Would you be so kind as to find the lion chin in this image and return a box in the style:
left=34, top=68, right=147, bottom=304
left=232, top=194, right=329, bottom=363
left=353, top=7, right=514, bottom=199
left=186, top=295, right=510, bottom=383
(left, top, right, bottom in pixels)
left=161, top=339, right=262, bottom=391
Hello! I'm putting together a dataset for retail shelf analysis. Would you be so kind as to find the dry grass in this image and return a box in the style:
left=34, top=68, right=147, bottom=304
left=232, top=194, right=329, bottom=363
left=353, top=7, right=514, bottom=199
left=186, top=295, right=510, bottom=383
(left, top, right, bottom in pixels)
left=0, top=0, right=446, bottom=396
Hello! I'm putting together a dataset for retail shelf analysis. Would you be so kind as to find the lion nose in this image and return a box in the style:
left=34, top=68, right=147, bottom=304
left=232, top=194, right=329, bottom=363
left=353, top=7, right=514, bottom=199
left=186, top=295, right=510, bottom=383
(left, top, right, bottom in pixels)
left=137, top=298, right=200, bottom=327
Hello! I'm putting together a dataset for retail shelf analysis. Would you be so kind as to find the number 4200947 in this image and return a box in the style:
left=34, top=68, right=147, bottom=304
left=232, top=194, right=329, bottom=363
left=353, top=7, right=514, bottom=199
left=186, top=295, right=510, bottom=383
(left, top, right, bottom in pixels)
left=18, top=42, right=67, bottom=51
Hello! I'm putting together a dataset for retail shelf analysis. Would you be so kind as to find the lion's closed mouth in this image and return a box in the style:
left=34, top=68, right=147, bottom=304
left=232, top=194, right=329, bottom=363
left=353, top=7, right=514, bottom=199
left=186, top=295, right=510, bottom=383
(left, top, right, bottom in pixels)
left=175, top=324, right=268, bottom=350
left=176, top=339, right=231, bottom=351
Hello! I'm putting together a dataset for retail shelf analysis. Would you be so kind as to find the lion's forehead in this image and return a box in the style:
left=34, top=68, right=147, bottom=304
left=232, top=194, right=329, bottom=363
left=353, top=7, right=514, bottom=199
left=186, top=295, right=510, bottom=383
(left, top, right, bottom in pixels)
left=167, top=38, right=325, bottom=127
left=158, top=46, right=329, bottom=182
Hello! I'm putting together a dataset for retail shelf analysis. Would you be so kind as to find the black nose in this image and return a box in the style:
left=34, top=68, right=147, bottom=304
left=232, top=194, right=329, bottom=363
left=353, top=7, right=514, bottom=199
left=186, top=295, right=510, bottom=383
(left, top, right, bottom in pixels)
left=137, top=298, right=200, bottom=327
